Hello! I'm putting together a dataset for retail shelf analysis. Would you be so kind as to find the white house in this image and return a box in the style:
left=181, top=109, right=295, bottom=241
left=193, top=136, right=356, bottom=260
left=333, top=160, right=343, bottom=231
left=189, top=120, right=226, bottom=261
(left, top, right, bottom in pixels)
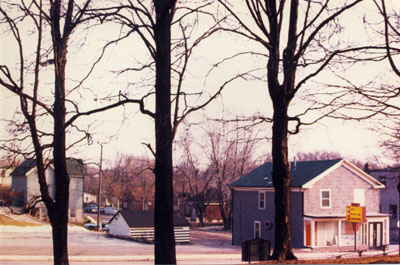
left=84, top=192, right=97, bottom=205
left=11, top=158, right=86, bottom=223
left=0, top=159, right=17, bottom=188
left=108, top=210, right=190, bottom=243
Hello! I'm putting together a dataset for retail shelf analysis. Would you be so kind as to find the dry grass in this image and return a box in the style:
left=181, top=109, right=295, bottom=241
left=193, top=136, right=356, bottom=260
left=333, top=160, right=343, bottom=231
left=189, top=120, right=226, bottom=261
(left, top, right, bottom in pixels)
left=0, top=215, right=43, bottom=227
left=259, top=255, right=400, bottom=264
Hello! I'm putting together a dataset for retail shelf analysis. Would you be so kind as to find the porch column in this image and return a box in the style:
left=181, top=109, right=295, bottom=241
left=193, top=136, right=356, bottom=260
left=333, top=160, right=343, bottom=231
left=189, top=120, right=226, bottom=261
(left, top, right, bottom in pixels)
left=338, top=220, right=341, bottom=246
left=311, top=220, right=315, bottom=248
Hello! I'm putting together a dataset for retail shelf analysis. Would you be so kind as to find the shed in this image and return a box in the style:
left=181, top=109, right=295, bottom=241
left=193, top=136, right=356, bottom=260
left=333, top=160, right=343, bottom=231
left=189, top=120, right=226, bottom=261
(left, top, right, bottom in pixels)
left=108, top=210, right=190, bottom=243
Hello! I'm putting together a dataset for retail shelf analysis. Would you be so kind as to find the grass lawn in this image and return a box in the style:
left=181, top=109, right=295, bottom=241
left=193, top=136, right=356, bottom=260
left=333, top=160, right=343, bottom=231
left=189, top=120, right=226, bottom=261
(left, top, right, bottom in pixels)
left=0, top=215, right=43, bottom=227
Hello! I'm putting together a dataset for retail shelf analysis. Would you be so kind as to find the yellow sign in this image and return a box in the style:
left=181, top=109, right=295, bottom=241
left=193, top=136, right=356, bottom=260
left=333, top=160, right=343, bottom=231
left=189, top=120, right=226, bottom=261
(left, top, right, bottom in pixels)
left=346, top=206, right=365, bottom=223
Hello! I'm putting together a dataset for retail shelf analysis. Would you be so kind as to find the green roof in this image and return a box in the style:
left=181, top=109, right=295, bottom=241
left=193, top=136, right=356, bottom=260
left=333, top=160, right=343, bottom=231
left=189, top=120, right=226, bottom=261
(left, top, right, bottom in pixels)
left=231, top=159, right=342, bottom=188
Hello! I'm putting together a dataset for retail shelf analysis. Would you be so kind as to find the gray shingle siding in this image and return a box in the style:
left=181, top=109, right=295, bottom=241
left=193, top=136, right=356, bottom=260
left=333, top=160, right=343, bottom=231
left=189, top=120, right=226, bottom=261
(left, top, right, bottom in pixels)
left=69, top=177, right=83, bottom=209
left=11, top=175, right=27, bottom=202
left=232, top=189, right=304, bottom=247
left=368, top=168, right=399, bottom=243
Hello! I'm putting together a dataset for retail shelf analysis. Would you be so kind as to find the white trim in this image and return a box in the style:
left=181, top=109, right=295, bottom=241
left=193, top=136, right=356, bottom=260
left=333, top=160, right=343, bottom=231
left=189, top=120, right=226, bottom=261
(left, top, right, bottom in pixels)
left=254, top=221, right=261, bottom=238
left=302, top=159, right=385, bottom=189
left=341, top=160, right=385, bottom=189
left=302, top=160, right=343, bottom=189
left=258, top=191, right=266, bottom=210
left=320, top=189, right=331, bottom=209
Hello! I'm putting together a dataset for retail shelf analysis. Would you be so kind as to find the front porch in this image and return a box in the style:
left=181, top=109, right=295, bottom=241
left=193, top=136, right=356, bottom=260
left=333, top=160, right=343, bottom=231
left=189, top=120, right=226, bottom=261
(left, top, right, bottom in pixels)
left=304, top=214, right=389, bottom=249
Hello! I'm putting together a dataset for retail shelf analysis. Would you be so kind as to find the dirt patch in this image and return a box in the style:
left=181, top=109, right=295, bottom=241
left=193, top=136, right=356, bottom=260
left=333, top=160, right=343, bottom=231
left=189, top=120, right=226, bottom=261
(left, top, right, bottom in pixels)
left=0, top=215, right=43, bottom=227
left=190, top=227, right=237, bottom=250
left=259, top=255, right=400, bottom=264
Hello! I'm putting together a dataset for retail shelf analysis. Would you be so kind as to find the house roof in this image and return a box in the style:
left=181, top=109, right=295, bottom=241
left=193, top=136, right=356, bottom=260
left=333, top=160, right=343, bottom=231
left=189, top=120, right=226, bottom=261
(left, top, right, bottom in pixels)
left=11, top=158, right=86, bottom=177
left=115, top=210, right=190, bottom=228
left=66, top=159, right=86, bottom=176
left=185, top=188, right=219, bottom=203
left=231, top=159, right=385, bottom=189
left=11, top=159, right=37, bottom=176
left=231, top=159, right=343, bottom=188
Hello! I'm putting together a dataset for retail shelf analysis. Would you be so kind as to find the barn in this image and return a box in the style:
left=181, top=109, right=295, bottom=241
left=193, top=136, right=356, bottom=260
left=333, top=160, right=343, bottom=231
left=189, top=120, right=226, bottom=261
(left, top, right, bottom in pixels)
left=108, top=210, right=190, bottom=243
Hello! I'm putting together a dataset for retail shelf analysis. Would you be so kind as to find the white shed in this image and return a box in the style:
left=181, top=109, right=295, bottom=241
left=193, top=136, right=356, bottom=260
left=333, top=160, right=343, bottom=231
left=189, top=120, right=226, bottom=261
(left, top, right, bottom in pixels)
left=108, top=210, right=190, bottom=243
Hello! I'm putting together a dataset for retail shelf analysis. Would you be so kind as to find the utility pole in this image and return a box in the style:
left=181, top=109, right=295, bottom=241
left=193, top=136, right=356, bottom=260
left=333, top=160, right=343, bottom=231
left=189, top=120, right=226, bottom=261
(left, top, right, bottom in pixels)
left=97, top=144, right=103, bottom=231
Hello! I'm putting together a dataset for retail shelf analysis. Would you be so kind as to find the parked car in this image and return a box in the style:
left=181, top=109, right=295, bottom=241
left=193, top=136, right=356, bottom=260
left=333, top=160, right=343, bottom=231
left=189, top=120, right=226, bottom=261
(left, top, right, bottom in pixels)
left=84, top=221, right=109, bottom=231
left=84, top=204, right=98, bottom=213
left=104, top=206, right=118, bottom=215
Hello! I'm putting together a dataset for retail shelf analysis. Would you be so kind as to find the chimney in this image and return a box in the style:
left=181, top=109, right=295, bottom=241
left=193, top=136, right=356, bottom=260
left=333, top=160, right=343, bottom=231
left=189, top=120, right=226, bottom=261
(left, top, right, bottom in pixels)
left=293, top=156, right=297, bottom=171
left=364, top=163, right=369, bottom=173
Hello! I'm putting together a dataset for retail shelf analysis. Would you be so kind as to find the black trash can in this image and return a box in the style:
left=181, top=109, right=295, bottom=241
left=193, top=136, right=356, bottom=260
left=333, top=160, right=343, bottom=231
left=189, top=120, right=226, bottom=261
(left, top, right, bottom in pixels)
left=242, top=237, right=270, bottom=262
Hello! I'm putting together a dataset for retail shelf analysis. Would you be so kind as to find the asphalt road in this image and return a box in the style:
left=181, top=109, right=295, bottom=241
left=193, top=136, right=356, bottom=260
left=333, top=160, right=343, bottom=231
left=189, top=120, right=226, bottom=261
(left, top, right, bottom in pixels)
left=0, top=207, right=398, bottom=264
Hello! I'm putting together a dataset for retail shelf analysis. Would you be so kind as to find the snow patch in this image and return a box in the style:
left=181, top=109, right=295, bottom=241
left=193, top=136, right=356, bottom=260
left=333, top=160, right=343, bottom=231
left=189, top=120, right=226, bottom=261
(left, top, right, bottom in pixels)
left=0, top=224, right=88, bottom=233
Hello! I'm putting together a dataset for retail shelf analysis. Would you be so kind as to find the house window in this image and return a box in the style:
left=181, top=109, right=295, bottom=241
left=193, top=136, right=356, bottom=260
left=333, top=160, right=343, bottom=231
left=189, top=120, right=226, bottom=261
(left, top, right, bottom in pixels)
left=353, top=189, right=365, bottom=206
left=320, top=189, right=331, bottom=208
left=389, top=204, right=397, bottom=220
left=70, top=208, right=76, bottom=218
left=379, top=176, right=387, bottom=186
left=258, top=191, right=266, bottom=209
left=254, top=221, right=261, bottom=238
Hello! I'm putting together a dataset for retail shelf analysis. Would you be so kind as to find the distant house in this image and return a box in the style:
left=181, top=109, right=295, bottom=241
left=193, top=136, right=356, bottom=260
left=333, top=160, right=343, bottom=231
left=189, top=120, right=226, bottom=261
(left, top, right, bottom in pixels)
left=119, top=189, right=153, bottom=211
left=366, top=165, right=400, bottom=243
left=231, top=159, right=389, bottom=249
left=180, top=188, right=222, bottom=223
left=0, top=159, right=18, bottom=188
left=84, top=192, right=97, bottom=205
left=108, top=210, right=190, bottom=243
left=11, top=158, right=86, bottom=223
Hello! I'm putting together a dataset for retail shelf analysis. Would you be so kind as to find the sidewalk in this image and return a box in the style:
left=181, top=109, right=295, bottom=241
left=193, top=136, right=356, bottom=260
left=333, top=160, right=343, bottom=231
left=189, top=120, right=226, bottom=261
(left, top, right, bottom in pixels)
left=294, top=244, right=399, bottom=260
left=0, top=245, right=397, bottom=263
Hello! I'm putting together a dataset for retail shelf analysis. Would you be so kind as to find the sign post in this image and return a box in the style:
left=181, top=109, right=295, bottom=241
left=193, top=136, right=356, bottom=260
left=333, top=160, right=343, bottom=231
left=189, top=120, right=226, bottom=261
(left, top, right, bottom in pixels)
left=346, top=203, right=366, bottom=252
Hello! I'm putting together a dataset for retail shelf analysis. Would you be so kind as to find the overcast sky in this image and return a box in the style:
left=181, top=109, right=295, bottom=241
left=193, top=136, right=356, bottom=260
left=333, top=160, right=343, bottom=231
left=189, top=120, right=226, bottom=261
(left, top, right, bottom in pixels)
left=0, top=1, right=399, bottom=167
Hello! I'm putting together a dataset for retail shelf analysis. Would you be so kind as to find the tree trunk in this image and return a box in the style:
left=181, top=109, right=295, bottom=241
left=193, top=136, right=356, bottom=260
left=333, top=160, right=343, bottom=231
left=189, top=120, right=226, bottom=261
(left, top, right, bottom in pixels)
left=52, top=220, right=69, bottom=265
left=197, top=205, right=205, bottom=226
left=270, top=99, right=296, bottom=261
left=153, top=1, right=176, bottom=264
left=50, top=8, right=70, bottom=263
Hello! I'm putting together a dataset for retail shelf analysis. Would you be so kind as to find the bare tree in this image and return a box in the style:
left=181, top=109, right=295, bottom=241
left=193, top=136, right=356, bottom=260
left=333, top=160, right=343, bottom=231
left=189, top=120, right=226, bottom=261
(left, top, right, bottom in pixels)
left=89, top=1, right=241, bottom=263
left=203, top=118, right=264, bottom=229
left=0, top=1, right=141, bottom=264
left=371, top=0, right=400, bottom=161
left=103, top=155, right=154, bottom=210
left=175, top=132, right=215, bottom=226
left=217, top=0, right=377, bottom=260
left=0, top=2, right=95, bottom=263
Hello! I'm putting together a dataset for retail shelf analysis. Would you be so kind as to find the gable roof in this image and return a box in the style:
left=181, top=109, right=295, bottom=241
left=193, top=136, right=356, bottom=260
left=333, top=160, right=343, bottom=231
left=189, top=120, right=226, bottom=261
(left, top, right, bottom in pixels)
left=185, top=188, right=219, bottom=203
left=113, top=210, right=190, bottom=228
left=11, top=159, right=36, bottom=176
left=11, top=158, right=86, bottom=177
left=66, top=159, right=86, bottom=176
left=230, top=159, right=383, bottom=189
